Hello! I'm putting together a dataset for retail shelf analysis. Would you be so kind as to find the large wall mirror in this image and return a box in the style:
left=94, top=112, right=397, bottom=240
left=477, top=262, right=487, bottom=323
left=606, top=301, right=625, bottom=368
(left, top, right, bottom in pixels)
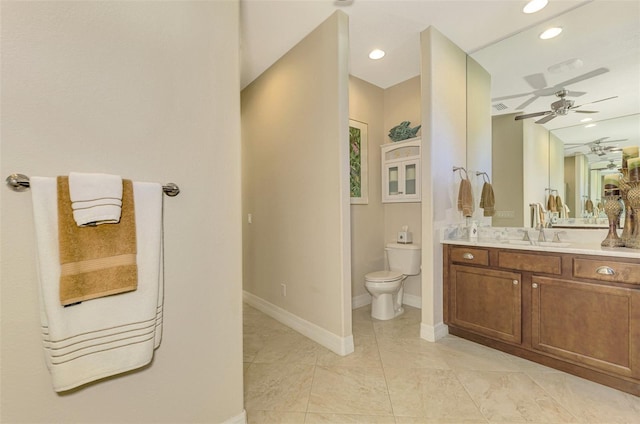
left=469, top=1, right=640, bottom=227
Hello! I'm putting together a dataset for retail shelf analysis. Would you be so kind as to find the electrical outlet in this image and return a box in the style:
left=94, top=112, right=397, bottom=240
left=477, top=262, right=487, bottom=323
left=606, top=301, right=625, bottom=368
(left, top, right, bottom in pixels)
left=280, top=283, right=286, bottom=297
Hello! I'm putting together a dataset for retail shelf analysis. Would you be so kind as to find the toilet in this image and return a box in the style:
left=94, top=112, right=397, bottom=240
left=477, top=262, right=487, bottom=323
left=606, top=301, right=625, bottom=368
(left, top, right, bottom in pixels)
left=365, top=243, right=421, bottom=320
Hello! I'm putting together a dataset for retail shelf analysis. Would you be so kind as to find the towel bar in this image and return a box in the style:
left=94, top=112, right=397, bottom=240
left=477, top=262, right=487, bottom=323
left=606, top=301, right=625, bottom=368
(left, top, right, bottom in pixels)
left=452, top=166, right=468, bottom=179
left=5, top=173, right=180, bottom=197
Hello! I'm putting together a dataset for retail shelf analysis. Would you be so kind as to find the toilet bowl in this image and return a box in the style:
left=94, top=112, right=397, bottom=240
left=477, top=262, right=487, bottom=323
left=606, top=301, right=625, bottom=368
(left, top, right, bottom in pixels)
left=365, top=243, right=421, bottom=320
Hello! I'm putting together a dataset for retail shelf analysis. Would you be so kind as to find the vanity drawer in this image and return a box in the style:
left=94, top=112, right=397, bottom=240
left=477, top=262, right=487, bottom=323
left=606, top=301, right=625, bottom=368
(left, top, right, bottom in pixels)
left=574, top=258, right=640, bottom=285
left=498, top=251, right=561, bottom=275
left=450, top=247, right=489, bottom=266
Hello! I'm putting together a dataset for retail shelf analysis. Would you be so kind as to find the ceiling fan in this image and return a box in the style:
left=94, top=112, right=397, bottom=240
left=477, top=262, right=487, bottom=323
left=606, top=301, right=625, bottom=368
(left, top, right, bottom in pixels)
left=514, top=90, right=617, bottom=124
left=492, top=67, right=609, bottom=110
left=592, top=159, right=621, bottom=170
left=565, top=137, right=627, bottom=156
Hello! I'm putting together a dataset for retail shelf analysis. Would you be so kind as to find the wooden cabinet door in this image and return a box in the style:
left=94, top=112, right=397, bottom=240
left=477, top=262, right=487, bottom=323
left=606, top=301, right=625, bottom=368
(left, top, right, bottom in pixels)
left=450, top=265, right=522, bottom=344
left=531, top=276, right=640, bottom=379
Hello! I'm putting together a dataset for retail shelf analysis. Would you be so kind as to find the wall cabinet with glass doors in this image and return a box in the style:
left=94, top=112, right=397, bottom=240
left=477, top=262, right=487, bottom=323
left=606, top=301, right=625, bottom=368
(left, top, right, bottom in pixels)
left=381, top=138, right=421, bottom=203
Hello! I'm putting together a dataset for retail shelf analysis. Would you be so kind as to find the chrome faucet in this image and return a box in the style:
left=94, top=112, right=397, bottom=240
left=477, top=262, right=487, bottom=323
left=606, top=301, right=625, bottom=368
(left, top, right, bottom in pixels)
left=538, top=228, right=547, bottom=242
left=553, top=231, right=567, bottom=243
left=519, top=229, right=531, bottom=242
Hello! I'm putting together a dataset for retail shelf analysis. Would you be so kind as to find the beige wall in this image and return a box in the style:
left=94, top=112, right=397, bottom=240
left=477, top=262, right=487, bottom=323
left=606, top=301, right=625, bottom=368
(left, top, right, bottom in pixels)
left=349, top=75, right=424, bottom=305
left=466, top=57, right=493, bottom=225
left=1, top=1, right=244, bottom=423
left=549, top=133, right=565, bottom=202
left=383, top=77, right=423, bottom=300
left=523, top=119, right=552, bottom=222
left=242, top=12, right=352, bottom=344
left=349, top=76, right=386, bottom=302
left=492, top=115, right=551, bottom=227
left=492, top=114, right=525, bottom=227
left=420, top=27, right=471, bottom=340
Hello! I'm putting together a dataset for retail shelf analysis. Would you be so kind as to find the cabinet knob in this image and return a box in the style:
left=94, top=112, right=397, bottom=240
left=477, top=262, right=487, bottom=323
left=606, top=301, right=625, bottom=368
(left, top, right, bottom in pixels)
left=532, top=283, right=538, bottom=289
left=596, top=266, right=615, bottom=276
left=513, top=280, right=519, bottom=285
left=462, top=253, right=474, bottom=260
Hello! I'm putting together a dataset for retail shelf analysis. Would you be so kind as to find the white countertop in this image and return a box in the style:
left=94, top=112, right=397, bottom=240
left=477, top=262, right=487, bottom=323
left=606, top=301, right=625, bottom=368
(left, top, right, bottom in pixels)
left=441, top=226, right=640, bottom=259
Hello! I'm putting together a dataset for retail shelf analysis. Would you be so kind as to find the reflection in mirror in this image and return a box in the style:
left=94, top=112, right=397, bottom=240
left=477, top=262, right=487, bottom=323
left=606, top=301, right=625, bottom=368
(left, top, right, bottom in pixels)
left=553, top=114, right=640, bottom=225
left=470, top=1, right=640, bottom=228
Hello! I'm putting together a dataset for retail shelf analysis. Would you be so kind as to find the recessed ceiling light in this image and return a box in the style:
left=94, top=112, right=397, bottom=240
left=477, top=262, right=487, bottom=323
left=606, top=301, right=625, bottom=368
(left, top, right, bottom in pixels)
left=523, top=0, right=548, bottom=14
left=540, top=27, right=563, bottom=40
left=585, top=123, right=597, bottom=128
left=369, top=49, right=385, bottom=60
left=580, top=117, right=593, bottom=123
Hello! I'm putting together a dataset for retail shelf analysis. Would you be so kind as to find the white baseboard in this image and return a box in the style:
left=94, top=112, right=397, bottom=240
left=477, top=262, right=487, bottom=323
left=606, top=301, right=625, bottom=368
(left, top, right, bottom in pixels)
left=352, top=293, right=371, bottom=309
left=243, top=291, right=354, bottom=356
left=420, top=322, right=449, bottom=342
left=402, top=293, right=422, bottom=309
left=352, top=293, right=422, bottom=310
left=221, top=409, right=246, bottom=424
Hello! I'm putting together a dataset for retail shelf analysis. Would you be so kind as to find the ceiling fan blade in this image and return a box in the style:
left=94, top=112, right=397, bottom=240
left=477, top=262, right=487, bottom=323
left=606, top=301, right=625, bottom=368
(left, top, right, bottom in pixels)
left=492, top=92, right=533, bottom=101
left=524, top=73, right=547, bottom=90
left=535, top=114, right=557, bottom=124
left=554, top=67, right=609, bottom=88
left=566, top=90, right=586, bottom=97
left=516, top=96, right=539, bottom=110
left=573, top=110, right=598, bottom=113
left=565, top=144, right=589, bottom=149
left=574, top=96, right=618, bottom=108
left=515, top=111, right=549, bottom=120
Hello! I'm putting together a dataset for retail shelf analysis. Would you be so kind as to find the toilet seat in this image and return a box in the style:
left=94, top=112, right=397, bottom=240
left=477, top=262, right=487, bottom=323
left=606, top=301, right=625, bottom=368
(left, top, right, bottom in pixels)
left=365, top=270, right=404, bottom=283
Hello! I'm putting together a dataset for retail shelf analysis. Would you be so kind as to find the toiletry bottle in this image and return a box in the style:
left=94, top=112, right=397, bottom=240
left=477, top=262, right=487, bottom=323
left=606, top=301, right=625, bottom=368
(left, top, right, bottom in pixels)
left=469, top=220, right=478, bottom=241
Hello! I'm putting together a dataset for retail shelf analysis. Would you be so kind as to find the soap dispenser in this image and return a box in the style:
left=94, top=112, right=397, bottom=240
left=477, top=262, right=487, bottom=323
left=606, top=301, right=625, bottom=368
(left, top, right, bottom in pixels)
left=469, top=220, right=478, bottom=241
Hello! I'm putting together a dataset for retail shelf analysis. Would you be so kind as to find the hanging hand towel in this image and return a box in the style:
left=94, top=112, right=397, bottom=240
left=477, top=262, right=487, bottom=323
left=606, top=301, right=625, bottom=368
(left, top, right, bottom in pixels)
left=31, top=177, right=163, bottom=392
left=58, top=177, right=138, bottom=306
left=555, top=195, right=564, bottom=217
left=479, top=182, right=496, bottom=217
left=585, top=198, right=594, bottom=214
left=457, top=178, right=474, bottom=218
left=547, top=194, right=557, bottom=213
left=537, top=202, right=546, bottom=227
left=69, top=172, right=122, bottom=226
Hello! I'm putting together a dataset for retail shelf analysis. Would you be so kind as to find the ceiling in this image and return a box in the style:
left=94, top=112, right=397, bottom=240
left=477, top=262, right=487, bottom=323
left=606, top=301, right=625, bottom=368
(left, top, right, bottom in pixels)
left=240, top=0, right=640, bottom=159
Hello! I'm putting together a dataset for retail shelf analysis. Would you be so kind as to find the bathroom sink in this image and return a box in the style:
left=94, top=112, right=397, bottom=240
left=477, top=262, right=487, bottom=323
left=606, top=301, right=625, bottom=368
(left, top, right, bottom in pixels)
left=501, top=240, right=571, bottom=248
left=538, top=242, right=571, bottom=248
left=503, top=240, right=534, bottom=245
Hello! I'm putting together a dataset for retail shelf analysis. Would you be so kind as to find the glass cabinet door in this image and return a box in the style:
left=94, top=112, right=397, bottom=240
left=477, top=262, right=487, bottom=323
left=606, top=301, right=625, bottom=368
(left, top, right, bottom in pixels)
left=404, top=163, right=416, bottom=195
left=388, top=166, right=399, bottom=195
left=381, top=139, right=421, bottom=203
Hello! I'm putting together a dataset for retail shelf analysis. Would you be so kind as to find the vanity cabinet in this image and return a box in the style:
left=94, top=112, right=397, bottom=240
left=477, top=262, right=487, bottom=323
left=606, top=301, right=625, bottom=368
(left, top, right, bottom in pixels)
left=443, top=244, right=640, bottom=395
left=449, top=265, right=522, bottom=344
left=531, top=276, right=640, bottom=379
left=381, top=138, right=421, bottom=203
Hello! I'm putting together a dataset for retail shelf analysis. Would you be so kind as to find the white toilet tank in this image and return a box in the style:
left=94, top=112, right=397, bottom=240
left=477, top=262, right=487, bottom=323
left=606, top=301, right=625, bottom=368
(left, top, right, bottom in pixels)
left=385, top=243, right=421, bottom=275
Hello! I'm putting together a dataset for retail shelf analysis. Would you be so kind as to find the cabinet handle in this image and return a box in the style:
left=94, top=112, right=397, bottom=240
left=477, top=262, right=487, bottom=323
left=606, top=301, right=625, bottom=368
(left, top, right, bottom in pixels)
left=513, top=280, right=519, bottom=285
left=596, top=266, right=615, bottom=276
left=462, top=253, right=474, bottom=260
left=532, top=283, right=538, bottom=289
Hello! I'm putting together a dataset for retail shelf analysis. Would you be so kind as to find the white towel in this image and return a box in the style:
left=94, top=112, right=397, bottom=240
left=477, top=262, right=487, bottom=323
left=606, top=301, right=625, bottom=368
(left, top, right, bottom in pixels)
left=31, top=177, right=163, bottom=392
left=69, top=172, right=123, bottom=226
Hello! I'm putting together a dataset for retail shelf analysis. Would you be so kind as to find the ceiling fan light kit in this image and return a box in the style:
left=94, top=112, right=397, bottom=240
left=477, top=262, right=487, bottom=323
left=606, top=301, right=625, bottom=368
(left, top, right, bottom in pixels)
left=514, top=89, right=617, bottom=124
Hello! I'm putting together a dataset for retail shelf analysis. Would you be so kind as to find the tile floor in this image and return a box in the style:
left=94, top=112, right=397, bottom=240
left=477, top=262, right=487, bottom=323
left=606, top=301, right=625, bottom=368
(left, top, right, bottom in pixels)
left=243, top=303, right=640, bottom=423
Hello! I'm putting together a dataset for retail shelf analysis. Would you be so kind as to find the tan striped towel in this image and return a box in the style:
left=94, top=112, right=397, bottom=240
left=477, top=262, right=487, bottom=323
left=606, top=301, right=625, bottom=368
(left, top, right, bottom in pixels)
left=57, top=177, right=137, bottom=306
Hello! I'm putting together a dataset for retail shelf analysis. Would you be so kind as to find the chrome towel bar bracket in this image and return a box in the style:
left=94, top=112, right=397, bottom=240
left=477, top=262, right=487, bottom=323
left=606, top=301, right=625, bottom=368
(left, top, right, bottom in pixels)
left=5, top=173, right=180, bottom=197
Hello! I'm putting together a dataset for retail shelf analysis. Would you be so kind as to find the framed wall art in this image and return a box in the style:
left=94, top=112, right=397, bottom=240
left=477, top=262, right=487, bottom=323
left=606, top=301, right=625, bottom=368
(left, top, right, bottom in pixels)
left=349, top=119, right=368, bottom=204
